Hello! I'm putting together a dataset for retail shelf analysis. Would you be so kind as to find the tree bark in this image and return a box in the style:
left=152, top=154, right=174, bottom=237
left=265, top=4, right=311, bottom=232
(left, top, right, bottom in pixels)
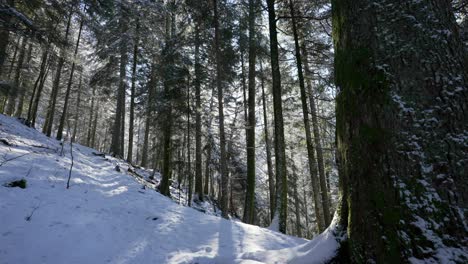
left=0, top=0, right=14, bottom=75
left=302, top=42, right=331, bottom=224
left=266, top=0, right=288, bottom=233
left=14, top=42, right=33, bottom=118
left=57, top=19, right=83, bottom=140
left=194, top=21, right=204, bottom=201
left=110, top=3, right=128, bottom=157
left=289, top=0, right=327, bottom=230
left=127, top=19, right=139, bottom=163
left=243, top=0, right=257, bottom=225
left=333, top=0, right=468, bottom=262
left=213, top=0, right=229, bottom=218
left=5, top=37, right=26, bottom=116
left=43, top=9, right=73, bottom=137
left=72, top=71, right=83, bottom=142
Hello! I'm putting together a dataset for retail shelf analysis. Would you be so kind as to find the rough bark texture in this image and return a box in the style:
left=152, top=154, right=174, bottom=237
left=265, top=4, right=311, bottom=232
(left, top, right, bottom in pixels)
left=266, top=0, right=288, bottom=233
left=333, top=0, right=468, bottom=262
left=289, top=0, right=327, bottom=231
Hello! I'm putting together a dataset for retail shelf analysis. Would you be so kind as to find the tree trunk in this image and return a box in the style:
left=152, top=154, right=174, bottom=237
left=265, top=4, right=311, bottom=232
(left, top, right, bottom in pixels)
left=289, top=0, right=328, bottom=230
left=141, top=64, right=156, bottom=168
left=266, top=0, right=288, bottom=233
left=292, top=157, right=302, bottom=238
left=27, top=45, right=49, bottom=125
left=14, top=42, right=33, bottom=118
left=333, top=0, right=468, bottom=262
left=5, top=37, right=26, bottom=116
left=194, top=21, right=204, bottom=202
left=302, top=42, right=331, bottom=224
left=43, top=9, right=73, bottom=137
left=259, top=59, right=275, bottom=222
left=127, top=19, right=139, bottom=163
left=72, top=71, right=83, bottom=142
left=213, top=0, right=229, bottom=218
left=86, top=85, right=97, bottom=146
left=110, top=3, right=128, bottom=157
left=0, top=0, right=14, bottom=75
left=57, top=19, right=83, bottom=140
left=243, top=0, right=257, bottom=225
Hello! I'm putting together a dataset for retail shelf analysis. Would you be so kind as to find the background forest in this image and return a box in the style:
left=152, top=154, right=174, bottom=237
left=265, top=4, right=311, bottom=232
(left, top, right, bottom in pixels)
left=0, top=0, right=467, bottom=263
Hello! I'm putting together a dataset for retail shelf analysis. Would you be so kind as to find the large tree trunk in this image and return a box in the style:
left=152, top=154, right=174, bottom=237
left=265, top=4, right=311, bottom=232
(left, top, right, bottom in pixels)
left=213, top=0, right=229, bottom=218
left=333, top=0, right=468, bottom=262
left=266, top=0, right=288, bottom=233
left=127, top=19, right=139, bottom=163
left=57, top=19, right=83, bottom=140
left=243, top=0, right=257, bottom=225
left=43, top=9, right=73, bottom=137
left=289, top=0, right=328, bottom=230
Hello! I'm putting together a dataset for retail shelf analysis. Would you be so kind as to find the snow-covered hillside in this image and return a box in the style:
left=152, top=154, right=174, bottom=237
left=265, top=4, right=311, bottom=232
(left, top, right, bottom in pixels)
left=0, top=114, right=339, bottom=264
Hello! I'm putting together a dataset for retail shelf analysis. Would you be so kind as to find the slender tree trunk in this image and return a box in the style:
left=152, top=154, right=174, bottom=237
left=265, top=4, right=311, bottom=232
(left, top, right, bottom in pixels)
left=213, top=0, right=229, bottom=218
left=266, top=0, right=288, bottom=233
left=5, top=37, right=26, bottom=116
left=194, top=22, right=204, bottom=201
left=43, top=9, right=72, bottom=137
left=31, top=54, right=52, bottom=127
left=333, top=0, right=468, bottom=262
left=57, top=19, right=83, bottom=140
left=259, top=59, right=275, bottom=222
left=289, top=0, right=327, bottom=230
left=14, top=42, right=32, bottom=118
left=292, top=158, right=302, bottom=237
left=111, top=2, right=128, bottom=157
left=243, top=0, right=257, bottom=225
left=187, top=80, right=193, bottom=205
left=142, top=62, right=157, bottom=167
left=7, top=36, right=20, bottom=80
left=127, top=19, right=139, bottom=163
left=72, top=71, right=83, bottom=142
left=86, top=85, right=96, bottom=146
left=302, top=42, right=331, bottom=224
left=27, top=45, right=49, bottom=125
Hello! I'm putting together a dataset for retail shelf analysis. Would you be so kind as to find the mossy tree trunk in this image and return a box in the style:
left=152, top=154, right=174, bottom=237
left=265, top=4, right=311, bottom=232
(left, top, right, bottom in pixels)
left=333, top=0, right=467, bottom=262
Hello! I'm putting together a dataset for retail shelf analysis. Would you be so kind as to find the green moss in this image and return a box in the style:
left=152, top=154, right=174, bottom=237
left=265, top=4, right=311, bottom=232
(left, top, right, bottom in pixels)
left=6, top=179, right=27, bottom=189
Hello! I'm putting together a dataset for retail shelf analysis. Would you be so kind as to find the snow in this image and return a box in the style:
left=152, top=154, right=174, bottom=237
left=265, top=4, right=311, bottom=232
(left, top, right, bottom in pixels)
left=236, top=213, right=341, bottom=264
left=0, top=114, right=339, bottom=263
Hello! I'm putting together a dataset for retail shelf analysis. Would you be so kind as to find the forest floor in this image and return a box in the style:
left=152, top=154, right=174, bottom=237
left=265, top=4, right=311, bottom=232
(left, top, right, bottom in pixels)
left=0, top=114, right=339, bottom=264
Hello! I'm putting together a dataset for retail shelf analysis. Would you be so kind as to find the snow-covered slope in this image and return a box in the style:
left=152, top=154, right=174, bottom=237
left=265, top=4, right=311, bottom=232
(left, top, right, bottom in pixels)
left=0, top=114, right=339, bottom=264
